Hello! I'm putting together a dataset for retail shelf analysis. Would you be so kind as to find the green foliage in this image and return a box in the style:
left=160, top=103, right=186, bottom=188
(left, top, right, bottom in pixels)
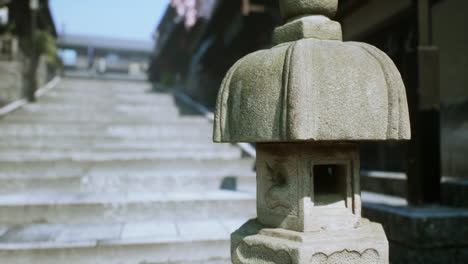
left=0, top=21, right=15, bottom=37
left=160, top=71, right=175, bottom=86
left=34, top=30, right=58, bottom=65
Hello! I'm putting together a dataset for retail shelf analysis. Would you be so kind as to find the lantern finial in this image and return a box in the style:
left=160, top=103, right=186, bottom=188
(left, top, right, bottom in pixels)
left=279, top=0, right=338, bottom=20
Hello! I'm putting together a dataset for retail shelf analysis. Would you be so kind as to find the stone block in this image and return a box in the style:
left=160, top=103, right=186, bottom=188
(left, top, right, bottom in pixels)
left=0, top=60, right=23, bottom=105
left=363, top=202, right=468, bottom=249
left=389, top=242, right=468, bottom=264
left=360, top=171, right=407, bottom=198
left=441, top=178, right=468, bottom=207
left=231, top=219, right=388, bottom=264
left=273, top=16, right=342, bottom=44
left=279, top=0, right=338, bottom=20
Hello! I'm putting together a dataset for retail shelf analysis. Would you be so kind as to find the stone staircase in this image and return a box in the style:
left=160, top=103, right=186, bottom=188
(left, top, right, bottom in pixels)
left=0, top=78, right=256, bottom=264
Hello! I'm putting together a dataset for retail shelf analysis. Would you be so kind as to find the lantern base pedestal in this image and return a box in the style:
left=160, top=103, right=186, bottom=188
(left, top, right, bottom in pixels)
left=231, top=219, right=388, bottom=264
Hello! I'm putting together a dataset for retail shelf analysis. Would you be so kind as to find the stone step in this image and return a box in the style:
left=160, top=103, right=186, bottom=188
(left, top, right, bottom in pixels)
left=0, top=158, right=254, bottom=192
left=0, top=134, right=215, bottom=143
left=15, top=103, right=180, bottom=115
left=51, top=81, right=152, bottom=94
left=40, top=93, right=177, bottom=108
left=0, top=148, right=242, bottom=162
left=0, top=137, right=220, bottom=148
left=47, top=86, right=172, bottom=96
left=0, top=191, right=256, bottom=225
left=0, top=117, right=211, bottom=126
left=0, top=139, right=236, bottom=152
left=38, top=92, right=201, bottom=117
left=361, top=171, right=468, bottom=207
left=43, top=87, right=172, bottom=96
left=0, top=77, right=253, bottom=264
left=0, top=158, right=254, bottom=177
left=48, top=88, right=151, bottom=94
left=0, top=137, right=222, bottom=148
left=7, top=108, right=180, bottom=119
left=360, top=170, right=407, bottom=197
left=0, top=124, right=214, bottom=137
left=1, top=114, right=206, bottom=123
left=0, top=219, right=243, bottom=264
left=0, top=171, right=256, bottom=194
left=56, top=85, right=151, bottom=93
left=0, top=159, right=255, bottom=193
left=361, top=191, right=408, bottom=207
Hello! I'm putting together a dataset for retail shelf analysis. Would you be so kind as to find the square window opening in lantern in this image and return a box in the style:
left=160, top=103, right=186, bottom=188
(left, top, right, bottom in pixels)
left=313, top=164, right=347, bottom=207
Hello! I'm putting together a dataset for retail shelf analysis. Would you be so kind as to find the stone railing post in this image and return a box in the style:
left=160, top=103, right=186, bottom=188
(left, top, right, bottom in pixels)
left=213, top=0, right=411, bottom=263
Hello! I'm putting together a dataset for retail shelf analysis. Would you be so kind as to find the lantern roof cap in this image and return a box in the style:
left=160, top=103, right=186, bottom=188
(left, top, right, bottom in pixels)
left=213, top=0, right=411, bottom=143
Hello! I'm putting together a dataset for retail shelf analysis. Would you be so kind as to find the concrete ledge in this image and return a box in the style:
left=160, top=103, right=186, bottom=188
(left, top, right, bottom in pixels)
left=442, top=177, right=468, bottom=207
left=0, top=76, right=61, bottom=117
left=363, top=202, right=468, bottom=249
left=361, top=170, right=406, bottom=197
left=361, top=170, right=468, bottom=207
left=390, top=242, right=468, bottom=264
left=363, top=200, right=468, bottom=263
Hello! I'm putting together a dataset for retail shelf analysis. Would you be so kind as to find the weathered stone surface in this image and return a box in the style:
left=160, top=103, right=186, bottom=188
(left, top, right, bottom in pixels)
left=0, top=61, right=23, bottom=105
left=273, top=15, right=342, bottom=44
left=231, top=219, right=388, bottom=264
left=214, top=36, right=410, bottom=142
left=214, top=0, right=411, bottom=143
left=279, top=0, right=338, bottom=20
left=363, top=203, right=468, bottom=249
left=363, top=201, right=468, bottom=263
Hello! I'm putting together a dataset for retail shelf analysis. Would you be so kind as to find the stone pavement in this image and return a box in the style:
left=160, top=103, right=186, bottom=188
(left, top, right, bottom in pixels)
left=0, top=78, right=256, bottom=264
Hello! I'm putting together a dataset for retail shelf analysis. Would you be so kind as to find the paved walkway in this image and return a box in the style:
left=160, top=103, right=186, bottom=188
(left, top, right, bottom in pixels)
left=0, top=78, right=256, bottom=264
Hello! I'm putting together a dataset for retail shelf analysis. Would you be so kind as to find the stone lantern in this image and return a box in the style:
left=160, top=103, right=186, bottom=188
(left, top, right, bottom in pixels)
left=213, top=0, right=411, bottom=263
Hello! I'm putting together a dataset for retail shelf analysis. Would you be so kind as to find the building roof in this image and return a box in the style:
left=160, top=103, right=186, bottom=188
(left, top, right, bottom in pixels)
left=56, top=34, right=154, bottom=53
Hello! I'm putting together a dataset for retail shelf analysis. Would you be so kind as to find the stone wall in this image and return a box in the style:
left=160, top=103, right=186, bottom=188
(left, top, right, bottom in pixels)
left=0, top=55, right=51, bottom=107
left=0, top=60, right=24, bottom=106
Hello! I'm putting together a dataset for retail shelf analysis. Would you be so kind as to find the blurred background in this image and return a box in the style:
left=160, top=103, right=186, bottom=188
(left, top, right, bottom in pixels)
left=0, top=0, right=467, bottom=263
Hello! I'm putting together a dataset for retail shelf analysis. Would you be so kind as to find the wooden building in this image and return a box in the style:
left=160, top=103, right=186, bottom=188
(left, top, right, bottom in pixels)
left=150, top=0, right=281, bottom=105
